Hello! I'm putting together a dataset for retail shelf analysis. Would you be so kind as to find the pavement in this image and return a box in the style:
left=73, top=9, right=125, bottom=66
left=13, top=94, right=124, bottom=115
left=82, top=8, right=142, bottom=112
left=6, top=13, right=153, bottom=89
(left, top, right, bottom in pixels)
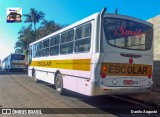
left=129, top=91, right=160, bottom=108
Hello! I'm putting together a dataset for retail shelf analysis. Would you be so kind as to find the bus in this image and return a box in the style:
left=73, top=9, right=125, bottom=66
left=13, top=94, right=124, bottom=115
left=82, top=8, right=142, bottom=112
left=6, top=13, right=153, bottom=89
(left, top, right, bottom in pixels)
left=0, top=59, right=2, bottom=70
left=2, top=53, right=25, bottom=71
left=28, top=8, right=153, bottom=96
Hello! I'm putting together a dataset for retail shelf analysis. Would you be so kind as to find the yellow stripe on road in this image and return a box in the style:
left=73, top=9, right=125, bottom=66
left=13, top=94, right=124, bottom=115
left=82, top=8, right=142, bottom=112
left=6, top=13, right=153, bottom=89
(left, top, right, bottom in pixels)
left=30, top=59, right=91, bottom=71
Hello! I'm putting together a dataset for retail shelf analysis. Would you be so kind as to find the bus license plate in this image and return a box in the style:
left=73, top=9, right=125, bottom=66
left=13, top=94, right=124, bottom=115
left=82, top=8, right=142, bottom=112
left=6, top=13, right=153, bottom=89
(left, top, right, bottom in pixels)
left=123, top=80, right=133, bottom=85
left=123, top=80, right=139, bottom=85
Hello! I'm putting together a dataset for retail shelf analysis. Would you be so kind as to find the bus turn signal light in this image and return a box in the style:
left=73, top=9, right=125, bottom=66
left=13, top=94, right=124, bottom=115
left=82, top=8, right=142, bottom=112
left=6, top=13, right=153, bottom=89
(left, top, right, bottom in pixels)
left=101, top=73, right=106, bottom=78
left=102, top=65, right=107, bottom=71
left=148, top=67, right=152, bottom=73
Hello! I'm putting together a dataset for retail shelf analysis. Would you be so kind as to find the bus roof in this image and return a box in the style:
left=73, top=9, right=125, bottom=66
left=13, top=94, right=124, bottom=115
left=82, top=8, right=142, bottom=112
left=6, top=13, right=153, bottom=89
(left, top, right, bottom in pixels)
left=30, top=12, right=153, bottom=45
left=30, top=12, right=100, bottom=45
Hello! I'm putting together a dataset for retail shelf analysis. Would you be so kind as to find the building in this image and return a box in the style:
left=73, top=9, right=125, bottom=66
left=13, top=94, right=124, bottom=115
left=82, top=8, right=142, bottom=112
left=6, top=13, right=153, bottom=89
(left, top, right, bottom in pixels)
left=147, top=15, right=160, bottom=91
left=148, top=15, right=160, bottom=60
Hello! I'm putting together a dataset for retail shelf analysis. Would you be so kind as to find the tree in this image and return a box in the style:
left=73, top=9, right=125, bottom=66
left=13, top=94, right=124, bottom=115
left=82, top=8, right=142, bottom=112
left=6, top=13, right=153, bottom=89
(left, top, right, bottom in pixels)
left=23, top=8, right=45, bottom=31
left=40, top=20, right=62, bottom=35
left=14, top=39, right=26, bottom=54
left=15, top=49, right=23, bottom=54
left=15, top=25, right=36, bottom=55
left=15, top=8, right=68, bottom=56
left=18, top=24, right=36, bottom=45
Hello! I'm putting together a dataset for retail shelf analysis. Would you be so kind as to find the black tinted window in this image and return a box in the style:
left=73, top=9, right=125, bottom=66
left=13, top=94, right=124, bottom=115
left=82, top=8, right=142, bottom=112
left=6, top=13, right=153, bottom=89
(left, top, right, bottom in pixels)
left=60, top=42, right=73, bottom=54
left=74, top=23, right=91, bottom=53
left=50, top=35, right=60, bottom=46
left=11, top=54, right=25, bottom=60
left=43, top=39, right=49, bottom=48
left=75, top=23, right=91, bottom=40
left=103, top=17, right=153, bottom=50
left=50, top=46, right=59, bottom=55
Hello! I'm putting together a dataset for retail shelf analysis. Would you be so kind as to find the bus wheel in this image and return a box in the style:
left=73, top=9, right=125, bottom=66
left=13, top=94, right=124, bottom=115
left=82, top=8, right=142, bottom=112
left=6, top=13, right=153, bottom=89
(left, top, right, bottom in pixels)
left=55, top=73, right=64, bottom=95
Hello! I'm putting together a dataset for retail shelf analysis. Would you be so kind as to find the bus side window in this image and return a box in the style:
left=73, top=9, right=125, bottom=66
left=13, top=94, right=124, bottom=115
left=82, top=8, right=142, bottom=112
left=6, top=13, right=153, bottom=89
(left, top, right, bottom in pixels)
left=61, top=32, right=67, bottom=43
left=60, top=29, right=74, bottom=54
left=50, top=35, right=60, bottom=56
left=60, top=42, right=73, bottom=54
left=67, top=29, right=74, bottom=42
left=33, top=43, right=37, bottom=58
left=42, top=39, right=49, bottom=56
left=36, top=41, right=42, bottom=57
left=74, top=23, right=91, bottom=53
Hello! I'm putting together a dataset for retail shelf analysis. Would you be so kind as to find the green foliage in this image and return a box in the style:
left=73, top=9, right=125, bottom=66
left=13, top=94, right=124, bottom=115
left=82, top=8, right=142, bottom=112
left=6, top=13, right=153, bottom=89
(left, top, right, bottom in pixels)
left=23, top=8, right=45, bottom=31
left=15, top=8, right=68, bottom=59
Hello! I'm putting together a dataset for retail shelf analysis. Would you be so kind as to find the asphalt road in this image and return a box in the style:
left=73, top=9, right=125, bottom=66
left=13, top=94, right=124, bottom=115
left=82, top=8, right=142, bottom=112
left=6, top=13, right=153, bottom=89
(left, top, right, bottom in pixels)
left=0, top=70, right=159, bottom=117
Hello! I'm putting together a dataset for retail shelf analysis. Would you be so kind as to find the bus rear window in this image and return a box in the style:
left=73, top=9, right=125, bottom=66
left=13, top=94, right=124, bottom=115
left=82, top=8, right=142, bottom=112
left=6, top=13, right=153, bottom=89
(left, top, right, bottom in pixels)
left=103, top=17, right=153, bottom=50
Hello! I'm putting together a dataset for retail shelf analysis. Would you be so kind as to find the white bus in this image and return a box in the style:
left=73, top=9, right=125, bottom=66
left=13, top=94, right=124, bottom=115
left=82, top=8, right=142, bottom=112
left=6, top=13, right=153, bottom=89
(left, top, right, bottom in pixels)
left=2, top=53, right=26, bottom=71
left=0, top=59, right=2, bottom=70
left=28, top=8, right=153, bottom=96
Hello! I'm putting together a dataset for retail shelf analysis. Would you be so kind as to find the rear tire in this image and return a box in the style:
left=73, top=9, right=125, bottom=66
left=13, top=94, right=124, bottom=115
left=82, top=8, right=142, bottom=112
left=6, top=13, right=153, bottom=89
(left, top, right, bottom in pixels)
left=55, top=73, right=64, bottom=95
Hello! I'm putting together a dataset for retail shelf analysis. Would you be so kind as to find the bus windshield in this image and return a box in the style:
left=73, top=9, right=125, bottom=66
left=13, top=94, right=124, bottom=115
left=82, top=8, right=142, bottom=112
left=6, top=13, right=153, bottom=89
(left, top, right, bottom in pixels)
left=103, top=17, right=153, bottom=50
left=11, top=54, right=25, bottom=60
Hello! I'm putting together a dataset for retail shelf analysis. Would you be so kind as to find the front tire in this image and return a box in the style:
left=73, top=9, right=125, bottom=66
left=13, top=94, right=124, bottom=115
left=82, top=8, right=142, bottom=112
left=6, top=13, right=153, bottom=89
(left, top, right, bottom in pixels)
left=55, top=73, right=64, bottom=95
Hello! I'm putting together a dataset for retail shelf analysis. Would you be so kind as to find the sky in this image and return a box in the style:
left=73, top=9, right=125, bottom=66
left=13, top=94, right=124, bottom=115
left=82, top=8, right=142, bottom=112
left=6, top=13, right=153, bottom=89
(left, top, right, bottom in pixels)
left=0, top=0, right=160, bottom=61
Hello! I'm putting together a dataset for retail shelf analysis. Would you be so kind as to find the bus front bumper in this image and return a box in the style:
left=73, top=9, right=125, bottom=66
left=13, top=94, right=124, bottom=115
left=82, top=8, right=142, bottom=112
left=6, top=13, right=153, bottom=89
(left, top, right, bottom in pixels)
left=92, top=82, right=153, bottom=96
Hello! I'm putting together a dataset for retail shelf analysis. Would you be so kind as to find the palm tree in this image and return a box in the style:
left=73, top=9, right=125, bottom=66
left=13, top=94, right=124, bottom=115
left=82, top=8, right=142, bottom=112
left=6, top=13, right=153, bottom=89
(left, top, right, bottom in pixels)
left=15, top=49, right=23, bottom=54
left=23, top=8, right=45, bottom=31
left=18, top=24, right=35, bottom=44
left=14, top=38, right=26, bottom=54
left=15, top=25, right=35, bottom=55
left=40, top=20, right=62, bottom=35
left=35, top=27, right=47, bottom=39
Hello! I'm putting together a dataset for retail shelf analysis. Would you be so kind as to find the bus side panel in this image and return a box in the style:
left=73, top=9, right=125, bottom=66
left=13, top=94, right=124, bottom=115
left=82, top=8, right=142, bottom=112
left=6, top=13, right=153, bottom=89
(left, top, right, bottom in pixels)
left=77, top=78, right=92, bottom=96
left=63, top=75, right=78, bottom=92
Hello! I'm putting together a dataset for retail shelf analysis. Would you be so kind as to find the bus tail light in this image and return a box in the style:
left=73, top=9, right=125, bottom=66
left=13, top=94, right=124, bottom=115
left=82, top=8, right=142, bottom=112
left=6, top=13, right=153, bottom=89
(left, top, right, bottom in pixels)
left=101, top=65, right=107, bottom=78
left=148, top=74, right=152, bottom=79
left=129, top=58, right=133, bottom=64
left=148, top=67, right=152, bottom=79
left=101, top=73, right=106, bottom=78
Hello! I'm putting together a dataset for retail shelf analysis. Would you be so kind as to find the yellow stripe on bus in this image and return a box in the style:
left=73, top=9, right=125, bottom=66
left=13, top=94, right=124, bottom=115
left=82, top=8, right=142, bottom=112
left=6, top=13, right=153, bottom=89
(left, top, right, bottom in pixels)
left=30, top=59, right=91, bottom=71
